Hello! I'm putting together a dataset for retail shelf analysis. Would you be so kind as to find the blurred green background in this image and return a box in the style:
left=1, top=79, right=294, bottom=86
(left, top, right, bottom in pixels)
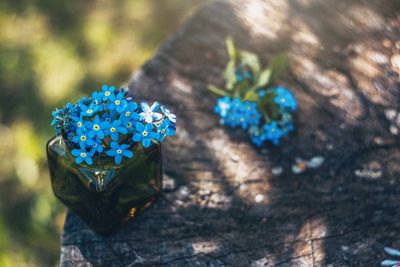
left=0, top=0, right=206, bottom=266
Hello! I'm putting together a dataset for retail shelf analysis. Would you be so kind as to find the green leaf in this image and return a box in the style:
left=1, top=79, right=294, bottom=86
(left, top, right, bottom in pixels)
left=226, top=37, right=237, bottom=61
left=233, top=78, right=252, bottom=95
left=256, top=68, right=271, bottom=87
left=269, top=53, right=288, bottom=84
left=223, top=60, right=236, bottom=90
left=239, top=51, right=260, bottom=74
left=244, top=91, right=259, bottom=101
left=258, top=91, right=281, bottom=121
left=207, top=85, right=228, bottom=96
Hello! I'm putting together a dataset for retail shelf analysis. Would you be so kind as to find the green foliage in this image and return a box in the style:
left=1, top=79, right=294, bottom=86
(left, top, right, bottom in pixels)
left=223, top=60, right=237, bottom=90
left=240, top=51, right=260, bottom=74
left=256, top=68, right=271, bottom=88
left=0, top=1, right=206, bottom=266
left=207, top=85, right=227, bottom=96
left=268, top=53, right=288, bottom=85
left=244, top=90, right=259, bottom=101
left=225, top=37, right=237, bottom=61
left=258, top=91, right=280, bottom=121
left=208, top=37, right=288, bottom=122
left=208, top=37, right=287, bottom=97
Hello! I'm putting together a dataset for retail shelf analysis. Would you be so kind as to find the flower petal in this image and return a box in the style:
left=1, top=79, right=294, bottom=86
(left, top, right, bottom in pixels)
left=148, top=131, right=156, bottom=139
left=145, top=124, right=153, bottom=131
left=142, top=138, right=151, bottom=148
left=118, top=127, right=127, bottom=134
left=152, top=112, right=163, bottom=121
left=167, top=128, right=175, bottom=136
left=123, top=150, right=133, bottom=158
left=76, top=157, right=84, bottom=164
left=169, top=114, right=176, bottom=123
left=101, top=121, right=111, bottom=129
left=88, top=131, right=96, bottom=138
left=111, top=132, right=118, bottom=141
left=115, top=155, right=122, bottom=164
left=135, top=122, right=144, bottom=132
left=144, top=116, right=153, bottom=123
left=106, top=150, right=117, bottom=156
left=110, top=141, right=119, bottom=150
left=150, top=101, right=159, bottom=111
left=141, top=102, right=150, bottom=112
left=384, top=247, right=400, bottom=257
left=71, top=149, right=81, bottom=156
left=132, top=133, right=142, bottom=142
left=381, top=260, right=400, bottom=266
left=79, top=141, right=86, bottom=149
left=85, top=157, right=93, bottom=165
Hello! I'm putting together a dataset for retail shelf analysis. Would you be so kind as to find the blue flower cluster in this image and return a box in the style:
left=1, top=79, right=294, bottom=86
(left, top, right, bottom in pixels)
left=215, top=97, right=261, bottom=130
left=51, top=85, right=176, bottom=165
left=214, top=86, right=296, bottom=147
left=272, top=86, right=297, bottom=111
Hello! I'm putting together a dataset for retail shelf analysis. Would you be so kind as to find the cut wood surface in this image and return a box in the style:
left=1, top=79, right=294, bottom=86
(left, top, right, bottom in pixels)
left=61, top=0, right=400, bottom=266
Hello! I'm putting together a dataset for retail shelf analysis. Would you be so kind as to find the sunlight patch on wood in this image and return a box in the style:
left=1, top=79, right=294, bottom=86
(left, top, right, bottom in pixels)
left=192, top=240, right=220, bottom=254
left=206, top=130, right=272, bottom=204
left=170, top=76, right=193, bottom=93
left=292, top=55, right=364, bottom=121
left=349, top=56, right=381, bottom=78
left=233, top=0, right=289, bottom=39
left=292, top=20, right=322, bottom=57
left=345, top=5, right=384, bottom=31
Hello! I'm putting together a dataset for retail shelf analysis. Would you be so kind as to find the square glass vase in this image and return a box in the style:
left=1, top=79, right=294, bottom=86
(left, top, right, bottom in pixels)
left=46, top=136, right=162, bottom=234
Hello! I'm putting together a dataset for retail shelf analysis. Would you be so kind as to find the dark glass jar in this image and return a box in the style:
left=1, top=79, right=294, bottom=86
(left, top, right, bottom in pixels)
left=46, top=136, right=162, bottom=234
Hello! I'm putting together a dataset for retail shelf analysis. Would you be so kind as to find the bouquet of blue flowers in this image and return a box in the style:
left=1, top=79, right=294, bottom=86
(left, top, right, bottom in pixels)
left=51, top=85, right=176, bottom=165
left=208, top=38, right=297, bottom=146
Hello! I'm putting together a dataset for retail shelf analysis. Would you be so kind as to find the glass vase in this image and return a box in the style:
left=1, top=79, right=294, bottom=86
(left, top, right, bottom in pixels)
left=46, top=136, right=162, bottom=234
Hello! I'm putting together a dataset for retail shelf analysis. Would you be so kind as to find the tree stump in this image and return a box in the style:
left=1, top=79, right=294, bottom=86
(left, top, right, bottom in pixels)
left=61, top=0, right=400, bottom=266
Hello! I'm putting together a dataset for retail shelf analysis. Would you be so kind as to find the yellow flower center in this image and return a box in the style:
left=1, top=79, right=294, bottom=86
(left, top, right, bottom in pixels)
left=110, top=127, right=116, bottom=132
left=105, top=91, right=110, bottom=96
left=87, top=109, right=93, bottom=114
left=80, top=135, right=86, bottom=141
left=143, top=131, right=148, bottom=137
left=115, top=100, right=120, bottom=105
left=80, top=152, right=87, bottom=158
left=161, top=129, right=166, bottom=134
left=117, top=149, right=122, bottom=154
left=127, top=122, right=132, bottom=128
left=125, top=111, right=131, bottom=117
left=77, top=122, right=82, bottom=127
left=93, top=124, right=100, bottom=130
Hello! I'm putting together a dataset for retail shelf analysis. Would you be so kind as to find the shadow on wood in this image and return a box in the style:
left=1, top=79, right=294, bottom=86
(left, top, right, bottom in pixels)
left=61, top=0, right=400, bottom=266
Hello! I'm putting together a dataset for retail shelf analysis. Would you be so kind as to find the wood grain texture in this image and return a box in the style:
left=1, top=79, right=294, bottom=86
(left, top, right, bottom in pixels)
left=61, top=0, right=400, bottom=266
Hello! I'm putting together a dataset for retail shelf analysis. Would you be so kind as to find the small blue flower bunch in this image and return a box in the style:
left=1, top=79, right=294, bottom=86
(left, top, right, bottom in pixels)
left=51, top=85, right=176, bottom=165
left=208, top=38, right=297, bottom=146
